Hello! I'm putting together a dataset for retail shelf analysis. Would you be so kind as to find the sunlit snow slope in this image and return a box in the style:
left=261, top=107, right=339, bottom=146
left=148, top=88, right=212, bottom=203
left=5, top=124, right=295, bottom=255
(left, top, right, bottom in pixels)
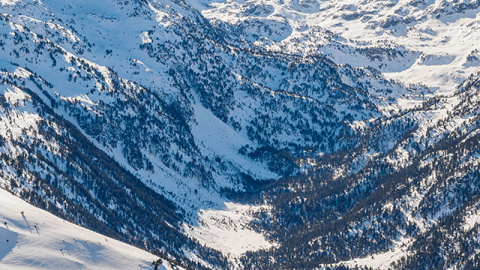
left=0, top=187, right=179, bottom=270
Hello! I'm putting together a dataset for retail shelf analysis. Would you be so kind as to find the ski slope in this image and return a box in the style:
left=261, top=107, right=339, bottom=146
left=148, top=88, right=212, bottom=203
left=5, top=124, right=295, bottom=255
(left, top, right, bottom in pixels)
left=0, top=188, right=179, bottom=270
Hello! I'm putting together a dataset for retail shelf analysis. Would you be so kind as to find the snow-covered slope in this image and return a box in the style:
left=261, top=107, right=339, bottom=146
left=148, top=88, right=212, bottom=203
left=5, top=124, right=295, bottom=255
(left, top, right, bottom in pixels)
left=240, top=73, right=480, bottom=269
left=0, top=187, right=179, bottom=270
left=183, top=202, right=275, bottom=258
left=0, top=0, right=408, bottom=257
left=196, top=0, right=480, bottom=94
left=0, top=0, right=401, bottom=216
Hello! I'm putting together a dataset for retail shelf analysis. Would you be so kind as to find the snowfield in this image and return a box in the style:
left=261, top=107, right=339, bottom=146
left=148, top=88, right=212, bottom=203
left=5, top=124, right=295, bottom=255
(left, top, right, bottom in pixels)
left=0, top=187, right=178, bottom=270
left=183, top=202, right=275, bottom=259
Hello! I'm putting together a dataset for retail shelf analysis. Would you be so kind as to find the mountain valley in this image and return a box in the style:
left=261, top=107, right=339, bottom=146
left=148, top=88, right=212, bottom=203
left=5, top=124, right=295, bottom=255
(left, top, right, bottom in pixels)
left=1, top=0, right=480, bottom=269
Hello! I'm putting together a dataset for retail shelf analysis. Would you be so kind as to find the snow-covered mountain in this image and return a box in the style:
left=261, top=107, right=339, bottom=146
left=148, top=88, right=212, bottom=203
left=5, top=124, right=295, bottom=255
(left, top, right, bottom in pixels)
left=0, top=187, right=180, bottom=270
left=1, top=0, right=480, bottom=269
left=196, top=0, right=480, bottom=93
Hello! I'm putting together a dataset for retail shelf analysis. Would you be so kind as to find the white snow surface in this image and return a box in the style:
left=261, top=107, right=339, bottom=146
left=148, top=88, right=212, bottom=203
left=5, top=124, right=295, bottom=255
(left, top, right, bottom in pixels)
left=322, top=236, right=413, bottom=270
left=183, top=202, right=275, bottom=259
left=0, top=187, right=178, bottom=270
left=191, top=100, right=278, bottom=182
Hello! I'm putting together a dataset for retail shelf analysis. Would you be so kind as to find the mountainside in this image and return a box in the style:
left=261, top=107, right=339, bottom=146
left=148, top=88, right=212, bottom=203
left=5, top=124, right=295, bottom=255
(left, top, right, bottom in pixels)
left=0, top=187, right=181, bottom=270
left=1, top=0, right=480, bottom=269
left=196, top=0, right=480, bottom=92
left=240, top=73, right=480, bottom=269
